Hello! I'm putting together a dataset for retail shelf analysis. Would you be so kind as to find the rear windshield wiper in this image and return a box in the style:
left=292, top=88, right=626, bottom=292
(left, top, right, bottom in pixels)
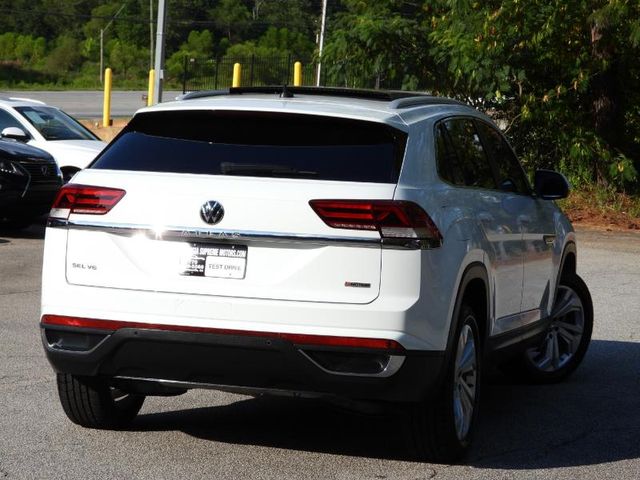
left=220, top=162, right=318, bottom=178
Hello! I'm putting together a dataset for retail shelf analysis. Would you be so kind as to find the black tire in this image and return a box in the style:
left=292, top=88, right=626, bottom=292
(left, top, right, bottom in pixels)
left=510, top=273, right=593, bottom=384
left=56, top=373, right=145, bottom=429
left=409, top=305, right=482, bottom=463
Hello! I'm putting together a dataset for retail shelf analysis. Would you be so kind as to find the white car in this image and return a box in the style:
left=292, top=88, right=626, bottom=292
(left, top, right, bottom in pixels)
left=40, top=87, right=593, bottom=462
left=0, top=97, right=106, bottom=182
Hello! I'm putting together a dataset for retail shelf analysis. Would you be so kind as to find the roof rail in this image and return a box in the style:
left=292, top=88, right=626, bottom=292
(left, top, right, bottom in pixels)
left=228, top=86, right=426, bottom=101
left=3, top=97, right=47, bottom=105
left=389, top=96, right=467, bottom=109
left=178, top=89, right=230, bottom=101
left=178, top=86, right=430, bottom=102
left=176, top=86, right=468, bottom=109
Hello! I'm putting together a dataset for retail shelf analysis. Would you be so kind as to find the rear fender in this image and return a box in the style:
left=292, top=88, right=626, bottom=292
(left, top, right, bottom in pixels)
left=446, top=262, right=490, bottom=354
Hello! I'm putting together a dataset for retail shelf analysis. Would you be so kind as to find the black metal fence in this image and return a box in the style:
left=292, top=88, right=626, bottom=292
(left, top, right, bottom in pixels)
left=181, top=56, right=317, bottom=93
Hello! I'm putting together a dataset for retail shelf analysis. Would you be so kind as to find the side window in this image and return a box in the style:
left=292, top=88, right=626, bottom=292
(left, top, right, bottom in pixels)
left=0, top=109, right=26, bottom=133
left=435, top=123, right=465, bottom=185
left=476, top=121, right=530, bottom=194
left=442, top=118, right=495, bottom=189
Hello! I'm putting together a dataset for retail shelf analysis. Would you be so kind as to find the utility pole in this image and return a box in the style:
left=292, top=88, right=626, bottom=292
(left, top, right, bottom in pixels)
left=149, top=0, right=154, bottom=70
left=316, top=0, right=328, bottom=87
left=99, top=3, right=127, bottom=84
left=153, top=0, right=167, bottom=104
left=100, top=29, right=104, bottom=84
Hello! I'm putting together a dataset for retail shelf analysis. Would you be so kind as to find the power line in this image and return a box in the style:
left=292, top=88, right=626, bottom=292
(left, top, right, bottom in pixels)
left=0, top=7, right=332, bottom=28
left=0, top=7, right=151, bottom=24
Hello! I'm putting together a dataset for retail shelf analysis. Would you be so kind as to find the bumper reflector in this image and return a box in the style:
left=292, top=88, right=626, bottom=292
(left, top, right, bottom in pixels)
left=41, top=315, right=405, bottom=351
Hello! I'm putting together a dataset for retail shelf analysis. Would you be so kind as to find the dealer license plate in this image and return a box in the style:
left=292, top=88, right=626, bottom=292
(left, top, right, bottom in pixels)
left=180, top=243, right=247, bottom=279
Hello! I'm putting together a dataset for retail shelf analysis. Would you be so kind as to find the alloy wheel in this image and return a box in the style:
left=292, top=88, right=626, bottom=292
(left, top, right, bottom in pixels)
left=453, top=322, right=477, bottom=441
left=526, top=285, right=585, bottom=372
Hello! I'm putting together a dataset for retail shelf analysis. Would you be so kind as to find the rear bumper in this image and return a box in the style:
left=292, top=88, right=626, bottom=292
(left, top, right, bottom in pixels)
left=41, top=323, right=445, bottom=403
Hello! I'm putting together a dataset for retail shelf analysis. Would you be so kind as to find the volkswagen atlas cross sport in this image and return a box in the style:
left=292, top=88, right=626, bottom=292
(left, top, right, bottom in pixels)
left=40, top=86, right=593, bottom=462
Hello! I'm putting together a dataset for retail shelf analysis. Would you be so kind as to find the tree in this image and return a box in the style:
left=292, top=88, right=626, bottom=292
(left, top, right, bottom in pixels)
left=109, top=39, right=145, bottom=78
left=166, top=30, right=215, bottom=78
left=427, top=0, right=640, bottom=187
left=322, top=0, right=640, bottom=190
left=45, top=35, right=82, bottom=74
left=211, top=0, right=251, bottom=42
left=257, top=27, right=314, bottom=59
left=0, top=33, right=18, bottom=62
left=256, top=0, right=317, bottom=38
left=15, top=36, right=41, bottom=64
left=322, top=1, right=431, bottom=89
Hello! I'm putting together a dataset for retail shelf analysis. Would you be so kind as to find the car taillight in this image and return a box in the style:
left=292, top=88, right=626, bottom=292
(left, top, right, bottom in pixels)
left=309, top=200, right=442, bottom=248
left=49, top=184, right=126, bottom=219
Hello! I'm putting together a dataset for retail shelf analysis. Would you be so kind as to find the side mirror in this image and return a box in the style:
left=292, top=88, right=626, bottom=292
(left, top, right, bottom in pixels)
left=534, top=169, right=570, bottom=200
left=1, top=127, right=29, bottom=142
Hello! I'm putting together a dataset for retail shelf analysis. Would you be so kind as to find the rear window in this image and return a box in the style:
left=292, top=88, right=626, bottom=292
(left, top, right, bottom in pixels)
left=91, top=110, right=407, bottom=183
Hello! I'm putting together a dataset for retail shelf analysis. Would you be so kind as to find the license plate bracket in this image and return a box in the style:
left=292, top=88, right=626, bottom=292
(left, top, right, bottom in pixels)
left=180, top=243, right=247, bottom=279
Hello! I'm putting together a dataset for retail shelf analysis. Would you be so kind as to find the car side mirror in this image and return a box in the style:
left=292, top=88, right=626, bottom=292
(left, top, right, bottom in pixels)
left=1, top=127, right=29, bottom=142
left=534, top=169, right=570, bottom=200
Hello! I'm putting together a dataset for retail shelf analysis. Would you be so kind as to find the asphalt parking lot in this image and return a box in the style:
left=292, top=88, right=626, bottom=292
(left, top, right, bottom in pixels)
left=1, top=221, right=638, bottom=479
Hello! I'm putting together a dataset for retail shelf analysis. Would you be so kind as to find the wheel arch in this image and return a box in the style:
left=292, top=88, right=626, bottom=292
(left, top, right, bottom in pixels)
left=446, top=263, right=490, bottom=354
left=551, top=241, right=577, bottom=309
left=559, top=241, right=577, bottom=279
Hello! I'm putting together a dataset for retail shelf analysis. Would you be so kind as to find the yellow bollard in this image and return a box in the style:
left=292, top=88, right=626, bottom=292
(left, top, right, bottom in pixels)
left=102, top=68, right=112, bottom=127
left=294, top=62, right=302, bottom=86
left=232, top=63, right=242, bottom=88
left=147, top=69, right=155, bottom=106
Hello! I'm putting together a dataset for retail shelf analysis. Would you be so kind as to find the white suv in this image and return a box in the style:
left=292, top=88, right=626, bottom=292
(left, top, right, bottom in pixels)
left=0, top=97, right=106, bottom=182
left=40, top=87, right=593, bottom=462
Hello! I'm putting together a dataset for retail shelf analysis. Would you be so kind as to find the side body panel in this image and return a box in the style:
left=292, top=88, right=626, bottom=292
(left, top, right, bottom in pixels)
left=394, top=120, right=494, bottom=346
left=396, top=114, right=571, bottom=344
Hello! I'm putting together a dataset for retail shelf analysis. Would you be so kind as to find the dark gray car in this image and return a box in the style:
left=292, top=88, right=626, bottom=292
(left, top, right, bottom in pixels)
left=0, top=139, right=62, bottom=229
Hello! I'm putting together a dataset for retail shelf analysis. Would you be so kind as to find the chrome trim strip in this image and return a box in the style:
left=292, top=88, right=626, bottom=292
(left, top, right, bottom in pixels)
left=298, top=351, right=405, bottom=378
left=47, top=218, right=425, bottom=250
left=491, top=308, right=542, bottom=336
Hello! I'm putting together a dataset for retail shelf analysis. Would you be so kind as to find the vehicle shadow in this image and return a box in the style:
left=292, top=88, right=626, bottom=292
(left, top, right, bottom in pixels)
left=468, top=338, right=640, bottom=468
left=132, top=339, right=640, bottom=467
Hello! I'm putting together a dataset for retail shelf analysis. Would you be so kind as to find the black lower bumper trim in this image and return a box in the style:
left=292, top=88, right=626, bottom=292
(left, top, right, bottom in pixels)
left=42, top=325, right=444, bottom=403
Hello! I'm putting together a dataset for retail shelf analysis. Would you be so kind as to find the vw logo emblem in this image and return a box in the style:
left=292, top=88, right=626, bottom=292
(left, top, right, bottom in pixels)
left=41, top=165, right=49, bottom=176
left=200, top=200, right=225, bottom=225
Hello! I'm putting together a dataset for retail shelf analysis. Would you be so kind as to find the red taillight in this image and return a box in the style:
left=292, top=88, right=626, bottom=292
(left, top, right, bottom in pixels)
left=40, top=315, right=404, bottom=351
left=309, top=200, right=442, bottom=248
left=50, top=184, right=126, bottom=219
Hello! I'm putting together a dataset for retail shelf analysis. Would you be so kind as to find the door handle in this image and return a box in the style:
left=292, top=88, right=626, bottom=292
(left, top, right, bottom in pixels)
left=543, top=234, right=556, bottom=246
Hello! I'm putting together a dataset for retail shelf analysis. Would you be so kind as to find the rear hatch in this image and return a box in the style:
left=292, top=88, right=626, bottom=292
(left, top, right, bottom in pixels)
left=60, top=109, right=408, bottom=304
